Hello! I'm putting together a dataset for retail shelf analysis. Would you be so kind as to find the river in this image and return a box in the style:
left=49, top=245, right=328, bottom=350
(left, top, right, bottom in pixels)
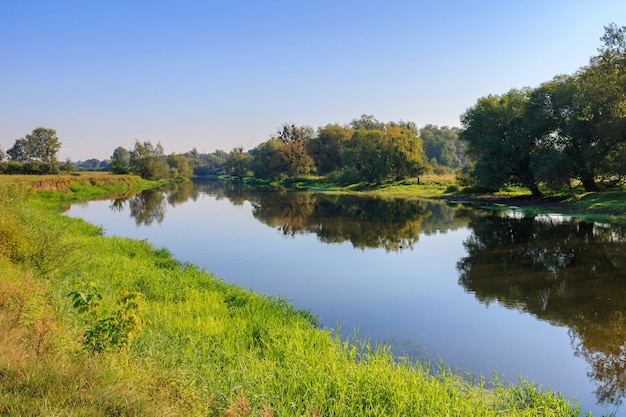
left=65, top=179, right=626, bottom=416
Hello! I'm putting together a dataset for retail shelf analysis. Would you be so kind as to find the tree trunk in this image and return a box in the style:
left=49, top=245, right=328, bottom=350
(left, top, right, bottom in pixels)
left=529, top=185, right=544, bottom=199
left=581, top=177, right=599, bottom=192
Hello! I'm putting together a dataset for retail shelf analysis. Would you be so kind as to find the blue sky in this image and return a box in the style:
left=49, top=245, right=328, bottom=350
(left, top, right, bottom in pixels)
left=1, top=1, right=625, bottom=161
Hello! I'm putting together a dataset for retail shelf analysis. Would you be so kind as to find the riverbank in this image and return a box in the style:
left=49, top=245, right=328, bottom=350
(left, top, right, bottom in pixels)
left=0, top=174, right=596, bottom=416
left=272, top=174, right=626, bottom=224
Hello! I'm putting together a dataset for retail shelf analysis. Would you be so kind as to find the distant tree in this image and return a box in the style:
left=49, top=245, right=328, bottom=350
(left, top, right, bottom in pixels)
left=185, top=149, right=228, bottom=176
left=307, top=124, right=352, bottom=175
left=385, top=122, right=427, bottom=180
left=341, top=120, right=427, bottom=184
left=276, top=123, right=315, bottom=144
left=166, top=153, right=193, bottom=179
left=75, top=158, right=106, bottom=171
left=7, top=127, right=61, bottom=174
left=0, top=146, right=5, bottom=162
left=341, top=130, right=388, bottom=184
left=129, top=140, right=170, bottom=180
left=224, top=147, right=252, bottom=178
left=7, top=138, right=29, bottom=163
left=59, top=158, right=76, bottom=173
left=350, top=114, right=385, bottom=131
left=249, top=124, right=315, bottom=180
left=285, top=139, right=315, bottom=177
left=250, top=139, right=290, bottom=180
left=111, top=146, right=131, bottom=174
left=205, top=150, right=229, bottom=175
left=274, top=123, right=316, bottom=177
left=419, top=125, right=465, bottom=169
left=27, top=127, right=61, bottom=173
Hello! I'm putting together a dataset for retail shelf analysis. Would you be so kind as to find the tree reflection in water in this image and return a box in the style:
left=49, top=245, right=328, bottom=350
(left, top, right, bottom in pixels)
left=191, top=178, right=468, bottom=252
left=457, top=213, right=626, bottom=406
left=110, top=181, right=200, bottom=226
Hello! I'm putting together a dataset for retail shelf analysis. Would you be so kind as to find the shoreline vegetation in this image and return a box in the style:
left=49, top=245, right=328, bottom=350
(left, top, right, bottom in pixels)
left=242, top=173, right=626, bottom=225
left=0, top=174, right=619, bottom=416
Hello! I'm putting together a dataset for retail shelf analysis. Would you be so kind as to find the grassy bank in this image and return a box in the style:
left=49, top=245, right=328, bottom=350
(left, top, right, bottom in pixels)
left=267, top=174, right=626, bottom=224
left=0, top=174, right=594, bottom=416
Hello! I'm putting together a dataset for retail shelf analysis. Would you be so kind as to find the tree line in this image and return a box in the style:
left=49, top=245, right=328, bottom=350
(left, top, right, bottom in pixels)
left=186, top=116, right=464, bottom=184
left=1, top=119, right=464, bottom=184
left=460, top=23, right=626, bottom=196
left=0, top=130, right=195, bottom=180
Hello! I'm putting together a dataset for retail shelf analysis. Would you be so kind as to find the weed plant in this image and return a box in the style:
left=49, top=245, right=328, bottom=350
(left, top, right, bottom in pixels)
left=0, top=175, right=601, bottom=416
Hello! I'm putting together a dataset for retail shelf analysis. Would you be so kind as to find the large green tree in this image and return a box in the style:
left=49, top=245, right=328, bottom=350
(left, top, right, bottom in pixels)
left=526, top=25, right=626, bottom=192
left=460, top=89, right=544, bottom=197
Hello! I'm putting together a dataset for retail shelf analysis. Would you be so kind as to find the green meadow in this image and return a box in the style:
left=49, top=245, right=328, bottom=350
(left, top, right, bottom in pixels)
left=0, top=175, right=600, bottom=416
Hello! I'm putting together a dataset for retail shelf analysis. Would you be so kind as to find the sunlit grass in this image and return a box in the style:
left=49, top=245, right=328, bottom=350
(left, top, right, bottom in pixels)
left=0, top=174, right=600, bottom=416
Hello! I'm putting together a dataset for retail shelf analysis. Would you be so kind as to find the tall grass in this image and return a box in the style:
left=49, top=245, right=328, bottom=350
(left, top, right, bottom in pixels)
left=0, top=175, right=598, bottom=416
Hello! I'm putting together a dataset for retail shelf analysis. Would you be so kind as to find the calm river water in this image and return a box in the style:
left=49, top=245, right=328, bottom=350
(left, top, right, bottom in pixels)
left=66, top=179, right=626, bottom=416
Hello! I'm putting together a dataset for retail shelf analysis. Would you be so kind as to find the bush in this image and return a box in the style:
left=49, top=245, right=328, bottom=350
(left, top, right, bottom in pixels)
left=68, top=282, right=144, bottom=353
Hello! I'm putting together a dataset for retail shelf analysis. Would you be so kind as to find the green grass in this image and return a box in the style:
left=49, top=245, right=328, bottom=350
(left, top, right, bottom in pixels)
left=245, top=174, right=462, bottom=199
left=0, top=174, right=603, bottom=416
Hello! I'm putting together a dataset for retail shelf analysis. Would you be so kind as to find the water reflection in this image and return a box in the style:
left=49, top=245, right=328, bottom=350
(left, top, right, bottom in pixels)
left=110, top=181, right=199, bottom=226
left=119, top=179, right=468, bottom=251
left=457, top=213, right=626, bottom=406
left=250, top=193, right=442, bottom=251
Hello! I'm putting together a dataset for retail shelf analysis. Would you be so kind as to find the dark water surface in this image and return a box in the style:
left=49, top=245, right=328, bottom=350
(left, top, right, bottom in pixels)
left=66, top=179, right=626, bottom=416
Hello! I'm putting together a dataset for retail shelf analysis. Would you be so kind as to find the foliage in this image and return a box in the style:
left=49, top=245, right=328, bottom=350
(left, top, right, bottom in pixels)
left=460, top=88, right=544, bottom=197
left=270, top=123, right=317, bottom=177
left=74, top=158, right=110, bottom=172
left=110, top=146, right=131, bottom=174
left=245, top=117, right=431, bottom=185
left=129, top=140, right=170, bottom=180
left=420, top=124, right=466, bottom=169
left=250, top=138, right=290, bottom=180
left=307, top=123, right=353, bottom=175
left=186, top=148, right=229, bottom=176
left=224, top=147, right=252, bottom=178
left=6, top=127, right=62, bottom=174
left=166, top=152, right=193, bottom=179
left=68, top=282, right=144, bottom=352
left=341, top=123, right=427, bottom=184
left=461, top=24, right=626, bottom=195
left=350, top=114, right=386, bottom=131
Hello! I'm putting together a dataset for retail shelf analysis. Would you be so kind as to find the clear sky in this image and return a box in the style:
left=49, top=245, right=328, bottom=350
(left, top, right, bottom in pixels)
left=1, top=1, right=625, bottom=161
